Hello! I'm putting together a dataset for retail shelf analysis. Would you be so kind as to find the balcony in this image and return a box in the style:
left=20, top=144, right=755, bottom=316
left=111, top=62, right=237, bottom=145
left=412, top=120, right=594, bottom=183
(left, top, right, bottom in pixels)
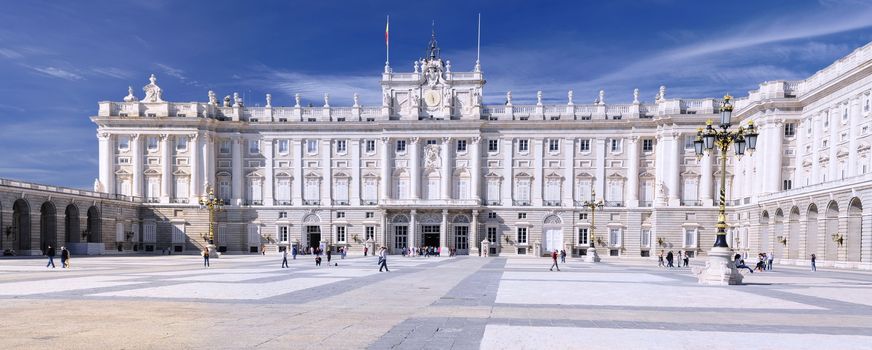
left=604, top=201, right=624, bottom=207
left=361, top=200, right=378, bottom=205
left=244, top=200, right=263, bottom=206
left=145, top=197, right=160, bottom=203
left=170, top=198, right=189, bottom=204
left=681, top=200, right=702, bottom=206
left=332, top=200, right=350, bottom=206
left=544, top=200, right=561, bottom=207
left=303, top=200, right=321, bottom=206
left=639, top=201, right=653, bottom=207
left=486, top=200, right=501, bottom=206
left=513, top=200, right=531, bottom=206
left=274, top=200, right=293, bottom=206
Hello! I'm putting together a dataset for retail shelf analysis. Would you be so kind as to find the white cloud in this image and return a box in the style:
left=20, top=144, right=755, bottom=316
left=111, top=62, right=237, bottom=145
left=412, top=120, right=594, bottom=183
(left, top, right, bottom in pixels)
left=0, top=48, right=23, bottom=59
left=26, top=65, right=83, bottom=80
left=91, top=67, right=133, bottom=80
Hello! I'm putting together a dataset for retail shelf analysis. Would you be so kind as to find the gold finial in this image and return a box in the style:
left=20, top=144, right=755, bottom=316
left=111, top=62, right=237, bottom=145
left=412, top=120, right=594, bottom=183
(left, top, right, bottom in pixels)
left=706, top=119, right=713, bottom=125
left=723, top=94, right=732, bottom=101
left=747, top=120, right=754, bottom=126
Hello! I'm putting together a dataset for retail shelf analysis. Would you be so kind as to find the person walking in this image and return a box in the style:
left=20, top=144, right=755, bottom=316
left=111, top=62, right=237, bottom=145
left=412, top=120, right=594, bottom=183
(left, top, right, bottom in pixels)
left=560, top=249, right=566, bottom=263
left=677, top=251, right=683, bottom=267
left=550, top=250, right=560, bottom=271
left=658, top=251, right=665, bottom=267
left=281, top=248, right=289, bottom=268
left=767, top=251, right=774, bottom=271
left=378, top=247, right=390, bottom=272
left=811, top=253, right=817, bottom=271
left=60, top=246, right=70, bottom=268
left=261, top=244, right=266, bottom=256
left=683, top=253, right=690, bottom=267
left=364, top=246, right=369, bottom=257
left=326, top=249, right=332, bottom=265
left=666, top=251, right=674, bottom=268
left=45, top=245, right=56, bottom=268
left=341, top=247, right=346, bottom=259
left=292, top=245, right=297, bottom=260
left=202, top=247, right=210, bottom=268
left=315, top=254, right=322, bottom=266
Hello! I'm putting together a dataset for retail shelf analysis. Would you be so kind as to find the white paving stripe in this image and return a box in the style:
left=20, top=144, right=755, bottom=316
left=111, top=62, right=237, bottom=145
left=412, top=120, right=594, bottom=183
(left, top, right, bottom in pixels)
left=166, top=273, right=285, bottom=282
left=0, top=276, right=144, bottom=296
left=90, top=277, right=347, bottom=300
left=501, top=271, right=673, bottom=282
left=481, top=325, right=872, bottom=350
left=495, top=280, right=821, bottom=309
left=780, top=287, right=872, bottom=307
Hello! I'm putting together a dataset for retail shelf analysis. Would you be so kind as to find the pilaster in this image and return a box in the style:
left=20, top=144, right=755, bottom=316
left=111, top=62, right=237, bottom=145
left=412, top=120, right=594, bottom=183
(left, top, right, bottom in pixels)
left=626, top=136, right=640, bottom=207
left=441, top=137, right=452, bottom=200
left=502, top=138, right=513, bottom=206
left=380, top=137, right=391, bottom=202
left=160, top=134, right=172, bottom=203
left=231, top=136, right=243, bottom=206
left=410, top=138, right=421, bottom=200
left=533, top=139, right=544, bottom=207
left=131, top=134, right=143, bottom=198
left=263, top=138, right=274, bottom=206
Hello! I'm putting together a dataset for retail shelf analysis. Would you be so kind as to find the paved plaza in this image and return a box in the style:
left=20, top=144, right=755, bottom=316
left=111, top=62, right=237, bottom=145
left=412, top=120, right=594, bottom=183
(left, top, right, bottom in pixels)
left=0, top=255, right=871, bottom=349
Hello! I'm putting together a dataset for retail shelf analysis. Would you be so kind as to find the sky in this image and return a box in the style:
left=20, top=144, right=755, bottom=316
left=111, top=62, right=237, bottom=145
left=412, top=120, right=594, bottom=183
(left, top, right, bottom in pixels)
left=1, top=0, right=872, bottom=189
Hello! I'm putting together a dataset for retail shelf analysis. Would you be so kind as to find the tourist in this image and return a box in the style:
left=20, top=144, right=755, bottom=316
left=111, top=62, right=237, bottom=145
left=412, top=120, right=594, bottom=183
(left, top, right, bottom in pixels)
left=767, top=251, right=774, bottom=271
left=292, top=245, right=297, bottom=260
left=341, top=247, right=346, bottom=259
left=550, top=249, right=560, bottom=271
left=683, top=253, right=689, bottom=267
left=281, top=248, right=289, bottom=268
left=560, top=249, right=566, bottom=263
left=666, top=251, right=674, bottom=268
left=734, top=253, right=753, bottom=274
left=677, top=251, right=683, bottom=267
left=378, top=247, right=389, bottom=272
left=755, top=253, right=765, bottom=272
left=261, top=244, right=266, bottom=256
left=315, top=255, right=322, bottom=267
left=326, top=249, right=332, bottom=265
left=202, top=247, right=210, bottom=268
left=364, top=246, right=369, bottom=257
left=811, top=253, right=817, bottom=271
left=45, top=245, right=56, bottom=268
left=658, top=251, right=664, bottom=267
left=60, top=246, right=70, bottom=268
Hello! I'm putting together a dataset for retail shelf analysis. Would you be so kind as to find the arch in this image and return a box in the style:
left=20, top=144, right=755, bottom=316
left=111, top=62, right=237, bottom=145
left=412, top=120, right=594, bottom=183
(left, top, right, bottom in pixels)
left=452, top=214, right=470, bottom=224
left=847, top=197, right=862, bottom=262
left=543, top=215, right=562, bottom=225
left=759, top=210, right=770, bottom=253
left=773, top=208, right=785, bottom=258
left=806, top=203, right=819, bottom=259
left=303, top=214, right=321, bottom=224
left=12, top=199, right=31, bottom=251
left=391, top=214, right=409, bottom=224
left=65, top=204, right=80, bottom=244
left=39, top=202, right=57, bottom=253
left=788, top=206, right=800, bottom=259
left=825, top=200, right=839, bottom=261
left=86, top=206, right=101, bottom=243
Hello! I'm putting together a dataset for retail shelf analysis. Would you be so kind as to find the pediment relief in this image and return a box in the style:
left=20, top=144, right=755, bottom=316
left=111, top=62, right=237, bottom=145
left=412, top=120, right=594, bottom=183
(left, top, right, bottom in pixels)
left=575, top=172, right=594, bottom=179
left=172, top=169, right=190, bottom=176
left=304, top=171, right=322, bottom=179
left=638, top=171, right=655, bottom=179
left=114, top=169, right=131, bottom=176
left=362, top=172, right=380, bottom=178
left=515, top=172, right=532, bottom=178
left=333, top=172, right=350, bottom=178
left=484, top=172, right=502, bottom=179
left=246, top=171, right=264, bottom=178
left=143, top=168, right=160, bottom=175
left=275, top=172, right=293, bottom=179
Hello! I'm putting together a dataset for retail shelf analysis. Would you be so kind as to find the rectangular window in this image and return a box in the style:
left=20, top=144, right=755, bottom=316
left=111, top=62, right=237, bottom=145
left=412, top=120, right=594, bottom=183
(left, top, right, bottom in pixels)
left=365, top=226, right=375, bottom=240
left=578, top=228, right=589, bottom=245
left=278, top=140, right=289, bottom=154
left=279, top=226, right=289, bottom=242
left=516, top=179, right=530, bottom=202
left=118, top=136, right=130, bottom=151
left=488, top=139, right=499, bottom=152
left=518, top=212, right=527, bottom=219
left=783, top=179, right=792, bottom=190
left=641, top=229, right=651, bottom=248
left=683, top=228, right=697, bottom=248
left=336, top=226, right=346, bottom=242
left=248, top=140, right=259, bottom=154
left=336, top=140, right=347, bottom=153
left=579, top=139, right=590, bottom=152
left=365, top=212, right=374, bottom=218
left=457, top=139, right=467, bottom=152
left=147, top=137, right=158, bottom=151
left=611, top=139, right=621, bottom=152
left=683, top=136, right=695, bottom=150
left=784, top=123, right=796, bottom=137
left=306, top=139, right=318, bottom=153
left=548, top=139, right=560, bottom=152
left=365, top=140, right=376, bottom=153
left=426, top=139, right=437, bottom=145
left=642, top=139, right=653, bottom=152
left=579, top=213, right=588, bottom=220
left=518, top=139, right=529, bottom=152
left=609, top=228, right=622, bottom=247
left=278, top=211, right=287, bottom=218
left=176, top=136, right=187, bottom=151
left=487, top=227, right=497, bottom=243
left=336, top=211, right=345, bottom=218
left=517, top=227, right=528, bottom=244
left=396, top=140, right=407, bottom=152
left=219, top=140, right=231, bottom=154
left=394, top=226, right=408, bottom=249
left=487, top=212, right=497, bottom=219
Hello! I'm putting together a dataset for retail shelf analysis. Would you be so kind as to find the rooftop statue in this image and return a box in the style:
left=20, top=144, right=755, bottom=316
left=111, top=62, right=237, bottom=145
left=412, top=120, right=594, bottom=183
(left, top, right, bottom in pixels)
left=208, top=91, right=217, bottom=106
left=266, top=93, right=272, bottom=108
left=142, top=74, right=164, bottom=103
left=633, top=88, right=640, bottom=104
left=123, top=86, right=138, bottom=102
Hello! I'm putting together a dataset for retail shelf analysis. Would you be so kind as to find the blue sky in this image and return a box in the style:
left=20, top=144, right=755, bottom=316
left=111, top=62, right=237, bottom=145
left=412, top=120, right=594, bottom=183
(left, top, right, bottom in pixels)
left=1, top=0, right=872, bottom=189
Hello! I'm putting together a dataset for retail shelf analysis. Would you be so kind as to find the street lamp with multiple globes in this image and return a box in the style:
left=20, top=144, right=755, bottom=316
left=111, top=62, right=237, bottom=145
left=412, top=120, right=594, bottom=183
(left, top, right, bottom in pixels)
left=581, top=190, right=605, bottom=263
left=198, top=188, right=224, bottom=257
left=693, top=94, right=758, bottom=285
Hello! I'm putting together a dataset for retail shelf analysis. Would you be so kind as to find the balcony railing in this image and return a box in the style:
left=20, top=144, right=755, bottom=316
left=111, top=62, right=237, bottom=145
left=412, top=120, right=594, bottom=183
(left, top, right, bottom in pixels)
left=274, top=200, right=293, bottom=206
left=513, top=200, right=531, bottom=206
left=362, top=200, right=378, bottom=205
left=639, top=201, right=653, bottom=207
left=486, top=200, right=501, bottom=206
left=544, top=200, right=561, bottom=207
left=145, top=197, right=160, bottom=203
left=604, top=201, right=624, bottom=207
left=244, top=200, right=263, bottom=206
left=681, top=200, right=702, bottom=206
left=170, top=198, right=189, bottom=204
left=332, top=200, right=350, bottom=206
left=303, top=200, right=321, bottom=206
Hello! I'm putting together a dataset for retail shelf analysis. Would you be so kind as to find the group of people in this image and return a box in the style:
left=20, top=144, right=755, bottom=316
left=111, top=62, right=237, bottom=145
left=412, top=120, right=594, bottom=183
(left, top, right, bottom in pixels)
left=657, top=250, right=690, bottom=268
left=400, top=246, right=454, bottom=257
left=733, top=252, right=777, bottom=274
left=44, top=245, right=72, bottom=269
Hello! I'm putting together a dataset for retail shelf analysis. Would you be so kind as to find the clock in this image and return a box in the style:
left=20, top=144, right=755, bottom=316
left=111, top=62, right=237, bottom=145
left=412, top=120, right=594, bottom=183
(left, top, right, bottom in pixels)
left=424, top=90, right=441, bottom=107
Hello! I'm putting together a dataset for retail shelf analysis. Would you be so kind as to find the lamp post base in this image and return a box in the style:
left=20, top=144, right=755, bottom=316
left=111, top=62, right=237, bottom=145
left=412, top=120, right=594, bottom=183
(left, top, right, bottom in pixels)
left=207, top=243, right=220, bottom=258
left=694, top=247, right=742, bottom=285
left=584, top=247, right=601, bottom=263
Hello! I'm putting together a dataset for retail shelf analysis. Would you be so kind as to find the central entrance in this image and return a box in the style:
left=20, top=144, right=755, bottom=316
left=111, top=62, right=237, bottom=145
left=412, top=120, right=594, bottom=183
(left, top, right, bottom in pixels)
left=422, top=225, right=440, bottom=247
left=544, top=228, right=563, bottom=253
left=306, top=226, right=321, bottom=250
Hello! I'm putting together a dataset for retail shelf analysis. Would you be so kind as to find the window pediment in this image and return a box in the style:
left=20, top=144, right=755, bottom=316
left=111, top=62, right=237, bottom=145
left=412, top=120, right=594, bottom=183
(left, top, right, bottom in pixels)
left=143, top=168, right=160, bottom=175
left=575, top=172, right=593, bottom=179
left=246, top=171, right=264, bottom=178
left=172, top=169, right=190, bottom=176
left=484, top=172, right=502, bottom=179
left=304, top=171, right=322, bottom=179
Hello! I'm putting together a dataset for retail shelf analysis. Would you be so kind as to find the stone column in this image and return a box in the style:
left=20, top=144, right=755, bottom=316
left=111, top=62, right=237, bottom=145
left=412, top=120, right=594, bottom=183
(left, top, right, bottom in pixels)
left=828, top=108, right=839, bottom=181
left=533, top=139, right=544, bottom=206
left=410, top=138, right=421, bottom=200
left=502, top=138, right=513, bottom=206
left=203, top=133, right=215, bottom=194
left=848, top=98, right=860, bottom=176
left=131, top=134, right=143, bottom=197
left=441, top=137, right=452, bottom=200
left=351, top=139, right=361, bottom=205
left=562, top=138, right=574, bottom=207
left=471, top=137, right=482, bottom=202
left=654, top=132, right=666, bottom=205
left=231, top=136, right=243, bottom=206
left=668, top=132, right=681, bottom=206
left=264, top=138, right=274, bottom=206
left=380, top=137, right=391, bottom=202
left=97, top=132, right=112, bottom=194
left=700, top=137, right=713, bottom=205
left=160, top=134, right=172, bottom=203
left=595, top=138, right=606, bottom=200
left=470, top=210, right=480, bottom=256
left=380, top=209, right=389, bottom=250
left=292, top=139, right=303, bottom=206
left=189, top=133, right=201, bottom=201
left=795, top=120, right=806, bottom=188
left=811, top=114, right=821, bottom=184
left=409, top=209, right=417, bottom=251
left=321, top=138, right=332, bottom=205
left=626, top=136, right=640, bottom=207
left=440, top=209, right=449, bottom=253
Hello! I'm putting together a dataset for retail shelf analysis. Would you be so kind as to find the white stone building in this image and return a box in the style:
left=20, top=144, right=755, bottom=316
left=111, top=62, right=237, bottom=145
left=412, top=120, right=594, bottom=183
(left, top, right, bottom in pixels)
left=3, top=35, right=866, bottom=267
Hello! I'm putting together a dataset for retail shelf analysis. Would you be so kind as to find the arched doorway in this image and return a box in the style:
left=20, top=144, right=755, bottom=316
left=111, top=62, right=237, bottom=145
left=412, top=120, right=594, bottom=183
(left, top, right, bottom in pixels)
left=806, top=204, right=819, bottom=259
left=543, top=215, right=563, bottom=253
left=848, top=198, right=862, bottom=262
left=773, top=209, right=784, bottom=259
left=13, top=199, right=31, bottom=252
left=825, top=201, right=839, bottom=261
left=302, top=213, right=321, bottom=251
left=65, top=204, right=80, bottom=244
left=452, top=214, right=470, bottom=255
left=788, top=207, right=800, bottom=259
left=86, top=206, right=101, bottom=243
left=390, top=214, right=409, bottom=254
left=759, top=211, right=770, bottom=253
left=40, top=202, right=57, bottom=253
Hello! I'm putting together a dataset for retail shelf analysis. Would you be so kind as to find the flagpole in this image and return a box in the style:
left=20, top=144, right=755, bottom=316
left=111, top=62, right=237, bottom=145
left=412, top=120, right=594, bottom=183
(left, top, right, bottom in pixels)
left=475, top=13, right=481, bottom=72
left=386, top=15, right=390, bottom=67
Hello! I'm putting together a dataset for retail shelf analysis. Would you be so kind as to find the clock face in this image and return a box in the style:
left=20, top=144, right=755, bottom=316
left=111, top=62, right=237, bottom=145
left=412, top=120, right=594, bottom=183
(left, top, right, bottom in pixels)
left=425, top=90, right=441, bottom=107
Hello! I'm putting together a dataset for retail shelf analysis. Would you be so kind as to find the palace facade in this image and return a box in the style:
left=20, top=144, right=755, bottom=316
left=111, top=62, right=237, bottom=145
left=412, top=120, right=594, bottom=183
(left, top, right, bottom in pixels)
left=1, top=36, right=871, bottom=269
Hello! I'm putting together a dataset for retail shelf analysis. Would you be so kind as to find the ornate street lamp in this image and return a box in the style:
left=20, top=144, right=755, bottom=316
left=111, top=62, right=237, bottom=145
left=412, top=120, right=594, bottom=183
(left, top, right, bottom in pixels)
left=581, top=189, right=605, bottom=263
left=693, top=95, right=759, bottom=285
left=198, top=187, right=224, bottom=257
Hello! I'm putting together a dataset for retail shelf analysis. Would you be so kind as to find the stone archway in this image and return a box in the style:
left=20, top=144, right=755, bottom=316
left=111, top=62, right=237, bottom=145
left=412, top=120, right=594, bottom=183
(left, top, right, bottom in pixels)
left=759, top=211, right=770, bottom=253
left=773, top=209, right=784, bottom=259
left=806, top=204, right=819, bottom=259
left=65, top=204, right=80, bottom=244
left=825, top=201, right=839, bottom=261
left=847, top=198, right=862, bottom=262
left=13, top=199, right=31, bottom=252
left=40, top=202, right=57, bottom=253
left=86, top=206, right=101, bottom=243
left=788, top=207, right=800, bottom=259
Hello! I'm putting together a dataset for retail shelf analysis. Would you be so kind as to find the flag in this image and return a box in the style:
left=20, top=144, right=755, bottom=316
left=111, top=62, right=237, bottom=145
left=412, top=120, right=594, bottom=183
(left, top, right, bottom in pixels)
left=385, top=16, right=389, bottom=47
